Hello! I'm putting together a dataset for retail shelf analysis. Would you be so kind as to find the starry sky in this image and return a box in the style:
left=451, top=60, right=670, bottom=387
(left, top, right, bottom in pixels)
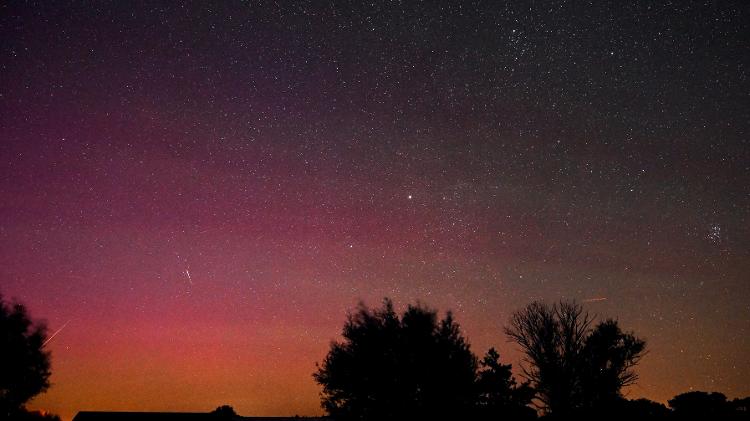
left=1, top=1, right=748, bottom=420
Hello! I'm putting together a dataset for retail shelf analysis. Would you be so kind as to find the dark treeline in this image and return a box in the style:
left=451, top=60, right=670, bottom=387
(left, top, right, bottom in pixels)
left=314, top=298, right=750, bottom=420
left=1, top=294, right=748, bottom=420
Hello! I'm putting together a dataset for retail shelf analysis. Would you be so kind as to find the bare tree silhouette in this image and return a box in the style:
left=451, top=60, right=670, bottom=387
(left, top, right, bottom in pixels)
left=505, top=301, right=590, bottom=415
left=505, top=300, right=645, bottom=416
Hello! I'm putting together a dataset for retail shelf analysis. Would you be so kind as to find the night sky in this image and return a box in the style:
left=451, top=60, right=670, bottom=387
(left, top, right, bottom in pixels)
left=1, top=2, right=748, bottom=420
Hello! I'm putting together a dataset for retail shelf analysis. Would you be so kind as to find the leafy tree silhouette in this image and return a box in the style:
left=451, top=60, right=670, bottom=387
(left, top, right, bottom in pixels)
left=505, top=300, right=645, bottom=417
left=0, top=294, right=52, bottom=419
left=211, top=405, right=237, bottom=419
left=579, top=319, right=646, bottom=413
left=616, top=398, right=670, bottom=420
left=475, top=348, right=536, bottom=420
left=314, top=298, right=482, bottom=420
left=663, top=391, right=750, bottom=420
left=730, top=396, right=750, bottom=414
left=669, top=391, right=731, bottom=418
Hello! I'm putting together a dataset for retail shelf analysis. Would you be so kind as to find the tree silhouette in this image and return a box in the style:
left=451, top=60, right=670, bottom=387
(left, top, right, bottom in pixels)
left=505, top=300, right=645, bottom=416
left=579, top=319, right=646, bottom=412
left=314, top=298, right=479, bottom=420
left=729, top=396, right=750, bottom=414
left=211, top=405, right=237, bottom=418
left=668, top=391, right=731, bottom=418
left=504, top=301, right=591, bottom=416
left=0, top=294, right=52, bottom=419
left=475, top=348, right=536, bottom=420
left=616, top=398, right=670, bottom=420
left=664, top=391, right=750, bottom=420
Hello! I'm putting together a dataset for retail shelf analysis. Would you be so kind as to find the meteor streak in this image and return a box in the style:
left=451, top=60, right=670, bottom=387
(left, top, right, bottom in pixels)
left=185, top=269, right=192, bottom=283
left=582, top=297, right=608, bottom=303
left=43, top=320, right=70, bottom=346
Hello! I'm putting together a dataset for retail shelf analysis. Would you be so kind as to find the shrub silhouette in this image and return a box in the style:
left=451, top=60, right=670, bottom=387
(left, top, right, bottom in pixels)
left=314, top=298, right=531, bottom=420
left=0, top=294, right=52, bottom=419
left=505, top=300, right=646, bottom=416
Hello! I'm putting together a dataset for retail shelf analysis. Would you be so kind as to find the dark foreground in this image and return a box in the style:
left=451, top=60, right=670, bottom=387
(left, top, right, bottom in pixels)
left=72, top=413, right=326, bottom=421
